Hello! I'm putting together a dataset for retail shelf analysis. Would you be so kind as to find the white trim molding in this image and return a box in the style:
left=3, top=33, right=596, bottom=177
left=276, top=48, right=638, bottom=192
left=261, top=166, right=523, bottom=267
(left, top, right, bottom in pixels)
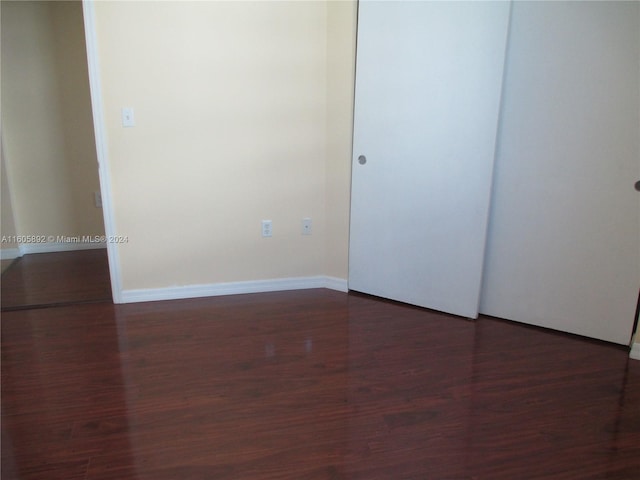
left=630, top=342, right=640, bottom=361
left=324, top=276, right=349, bottom=293
left=1, top=242, right=106, bottom=259
left=19, top=241, right=106, bottom=255
left=0, top=248, right=22, bottom=260
left=120, top=276, right=348, bottom=304
left=83, top=0, right=123, bottom=303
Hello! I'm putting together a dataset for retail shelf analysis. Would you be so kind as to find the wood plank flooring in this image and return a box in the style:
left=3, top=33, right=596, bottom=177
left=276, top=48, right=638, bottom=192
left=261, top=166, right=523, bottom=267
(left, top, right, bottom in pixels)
left=1, top=251, right=639, bottom=479
left=1, top=249, right=111, bottom=310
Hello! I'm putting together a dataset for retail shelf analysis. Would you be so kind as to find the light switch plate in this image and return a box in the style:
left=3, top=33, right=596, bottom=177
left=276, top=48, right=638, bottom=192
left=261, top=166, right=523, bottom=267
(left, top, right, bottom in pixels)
left=121, top=107, right=135, bottom=127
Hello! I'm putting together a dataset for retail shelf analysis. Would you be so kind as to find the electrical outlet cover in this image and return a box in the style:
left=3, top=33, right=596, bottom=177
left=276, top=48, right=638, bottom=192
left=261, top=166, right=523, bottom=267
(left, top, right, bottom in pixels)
left=262, top=220, right=273, bottom=237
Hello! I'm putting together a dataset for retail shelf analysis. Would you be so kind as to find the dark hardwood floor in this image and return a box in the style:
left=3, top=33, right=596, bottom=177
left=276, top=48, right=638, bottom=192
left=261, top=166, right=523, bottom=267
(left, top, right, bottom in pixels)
left=1, top=251, right=639, bottom=479
left=1, top=249, right=111, bottom=310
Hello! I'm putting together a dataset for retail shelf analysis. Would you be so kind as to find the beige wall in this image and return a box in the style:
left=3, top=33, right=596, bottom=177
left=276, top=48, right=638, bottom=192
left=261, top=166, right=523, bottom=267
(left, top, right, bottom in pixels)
left=1, top=1, right=103, bottom=247
left=0, top=4, right=18, bottom=252
left=93, top=1, right=356, bottom=290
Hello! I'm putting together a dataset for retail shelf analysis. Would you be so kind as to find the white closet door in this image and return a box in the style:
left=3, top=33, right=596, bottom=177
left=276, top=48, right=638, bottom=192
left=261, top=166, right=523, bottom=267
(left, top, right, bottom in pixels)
left=480, top=1, right=639, bottom=344
left=349, top=1, right=511, bottom=318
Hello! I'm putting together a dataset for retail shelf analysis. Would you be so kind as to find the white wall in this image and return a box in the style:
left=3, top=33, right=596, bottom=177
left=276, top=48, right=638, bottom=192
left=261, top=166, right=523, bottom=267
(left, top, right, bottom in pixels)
left=91, top=1, right=355, bottom=295
left=1, top=1, right=104, bottom=252
left=480, top=1, right=639, bottom=345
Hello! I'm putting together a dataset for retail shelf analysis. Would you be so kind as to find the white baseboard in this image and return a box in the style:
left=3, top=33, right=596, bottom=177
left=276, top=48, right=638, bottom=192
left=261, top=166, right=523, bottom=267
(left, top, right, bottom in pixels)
left=120, top=275, right=348, bottom=304
left=323, top=276, right=349, bottom=293
left=2, top=242, right=107, bottom=260
left=0, top=248, right=22, bottom=260
left=19, top=241, right=106, bottom=255
left=0, top=242, right=107, bottom=260
left=630, top=342, right=640, bottom=361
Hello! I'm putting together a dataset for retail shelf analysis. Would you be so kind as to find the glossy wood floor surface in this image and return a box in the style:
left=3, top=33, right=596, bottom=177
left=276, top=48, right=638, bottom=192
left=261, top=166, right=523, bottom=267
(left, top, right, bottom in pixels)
left=1, top=249, right=111, bottom=310
left=1, top=260, right=639, bottom=479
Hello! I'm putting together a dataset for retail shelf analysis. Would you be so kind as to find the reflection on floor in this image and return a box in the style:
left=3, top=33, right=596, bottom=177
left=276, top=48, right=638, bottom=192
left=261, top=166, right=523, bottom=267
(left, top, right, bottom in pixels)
left=1, top=249, right=111, bottom=310
left=1, top=282, right=639, bottom=479
left=1, top=259, right=15, bottom=274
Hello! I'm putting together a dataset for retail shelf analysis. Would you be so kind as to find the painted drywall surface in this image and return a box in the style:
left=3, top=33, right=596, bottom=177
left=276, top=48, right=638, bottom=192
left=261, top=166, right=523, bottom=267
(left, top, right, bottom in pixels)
left=0, top=2, right=17, bottom=251
left=325, top=0, right=356, bottom=280
left=93, top=1, right=331, bottom=289
left=1, top=1, right=103, bottom=240
left=480, top=2, right=639, bottom=344
left=2, top=1, right=72, bottom=237
left=50, top=2, right=104, bottom=238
